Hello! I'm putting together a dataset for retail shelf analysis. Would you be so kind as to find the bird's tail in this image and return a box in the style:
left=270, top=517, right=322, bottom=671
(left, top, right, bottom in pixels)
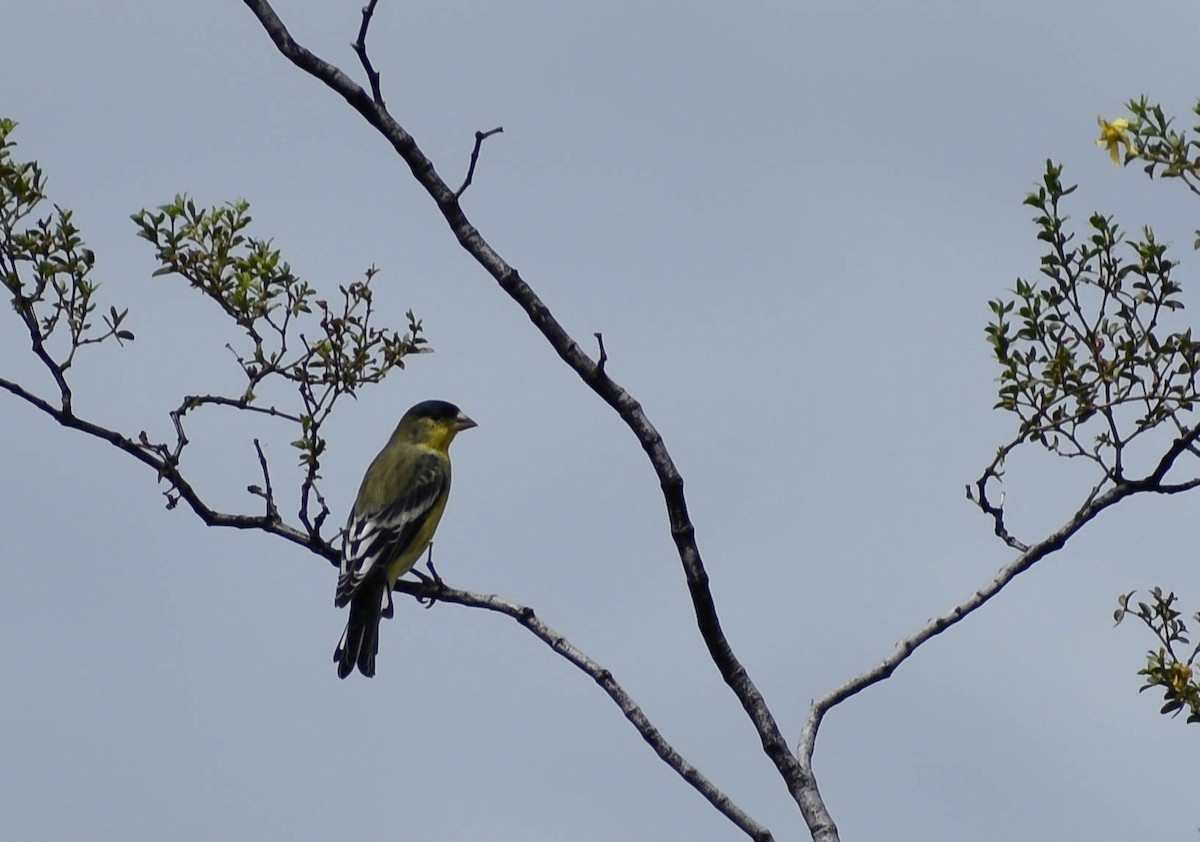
left=334, top=582, right=393, bottom=679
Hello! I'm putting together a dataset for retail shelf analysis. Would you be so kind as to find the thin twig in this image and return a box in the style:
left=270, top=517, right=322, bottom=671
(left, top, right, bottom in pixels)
left=311, top=480, right=331, bottom=535
left=167, top=402, right=190, bottom=461
left=966, top=442, right=1030, bottom=552
left=352, top=0, right=384, bottom=105
left=179, top=393, right=303, bottom=423
left=455, top=127, right=504, bottom=198
left=10, top=294, right=73, bottom=412
left=249, top=438, right=280, bottom=521
left=594, top=331, right=608, bottom=377
left=967, top=478, right=1030, bottom=552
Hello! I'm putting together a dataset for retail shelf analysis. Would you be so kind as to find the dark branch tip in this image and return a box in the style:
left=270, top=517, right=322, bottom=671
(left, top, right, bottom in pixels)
left=594, top=331, right=608, bottom=376
left=455, top=126, right=505, bottom=198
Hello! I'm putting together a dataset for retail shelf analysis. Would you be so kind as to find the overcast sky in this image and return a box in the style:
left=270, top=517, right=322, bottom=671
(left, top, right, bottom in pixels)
left=3, top=2, right=1199, bottom=840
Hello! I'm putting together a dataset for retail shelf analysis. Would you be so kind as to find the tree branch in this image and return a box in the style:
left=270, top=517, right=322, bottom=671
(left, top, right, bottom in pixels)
left=0, top=370, right=773, bottom=839
left=393, top=577, right=775, bottom=842
left=238, top=1, right=829, bottom=834
left=0, top=374, right=329, bottom=559
left=797, top=422, right=1200, bottom=770
left=236, top=0, right=826, bottom=831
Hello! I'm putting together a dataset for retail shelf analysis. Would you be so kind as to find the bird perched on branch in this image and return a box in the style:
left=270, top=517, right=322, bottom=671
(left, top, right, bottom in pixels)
left=334, top=400, right=476, bottom=678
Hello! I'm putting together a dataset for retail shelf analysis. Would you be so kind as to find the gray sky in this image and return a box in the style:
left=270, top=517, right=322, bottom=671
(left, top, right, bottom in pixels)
left=3, top=1, right=1199, bottom=840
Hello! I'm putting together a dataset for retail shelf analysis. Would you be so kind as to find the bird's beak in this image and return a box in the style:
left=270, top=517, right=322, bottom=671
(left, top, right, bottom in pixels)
left=455, top=412, right=478, bottom=431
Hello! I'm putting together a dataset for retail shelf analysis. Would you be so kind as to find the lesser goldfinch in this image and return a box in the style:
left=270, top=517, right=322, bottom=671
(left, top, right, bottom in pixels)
left=334, top=400, right=476, bottom=678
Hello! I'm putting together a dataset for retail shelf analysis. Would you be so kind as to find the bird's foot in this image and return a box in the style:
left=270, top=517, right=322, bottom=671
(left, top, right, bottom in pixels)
left=412, top=544, right=444, bottom=609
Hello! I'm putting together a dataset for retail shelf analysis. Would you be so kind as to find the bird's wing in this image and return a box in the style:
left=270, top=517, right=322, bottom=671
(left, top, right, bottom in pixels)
left=335, top=451, right=448, bottom=607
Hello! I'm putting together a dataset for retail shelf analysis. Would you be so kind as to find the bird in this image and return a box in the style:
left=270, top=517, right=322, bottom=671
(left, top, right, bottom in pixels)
left=333, top=399, right=476, bottom=678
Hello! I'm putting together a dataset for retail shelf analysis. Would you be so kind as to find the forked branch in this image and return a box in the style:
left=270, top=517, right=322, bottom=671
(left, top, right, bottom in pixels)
left=799, top=421, right=1200, bottom=768
left=0, top=366, right=771, bottom=841
left=240, top=0, right=821, bottom=836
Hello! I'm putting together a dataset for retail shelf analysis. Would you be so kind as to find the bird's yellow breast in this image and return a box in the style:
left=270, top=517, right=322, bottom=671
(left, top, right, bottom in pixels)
left=384, top=489, right=450, bottom=586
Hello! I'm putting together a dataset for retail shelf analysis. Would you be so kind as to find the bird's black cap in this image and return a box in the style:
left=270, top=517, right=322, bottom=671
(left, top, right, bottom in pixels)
left=405, top=400, right=465, bottom=421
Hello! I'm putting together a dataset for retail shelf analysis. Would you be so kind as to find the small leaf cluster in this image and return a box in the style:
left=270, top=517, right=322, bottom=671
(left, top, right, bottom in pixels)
left=132, top=195, right=428, bottom=533
left=1, top=119, right=133, bottom=376
left=1126, top=97, right=1200, bottom=183
left=986, top=160, right=1200, bottom=477
left=3, top=121, right=430, bottom=550
left=1124, top=96, right=1200, bottom=251
left=132, top=196, right=425, bottom=403
left=1115, top=588, right=1200, bottom=724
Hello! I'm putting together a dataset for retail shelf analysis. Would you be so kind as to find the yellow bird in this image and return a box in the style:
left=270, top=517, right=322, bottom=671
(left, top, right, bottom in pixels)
left=334, top=400, right=476, bottom=678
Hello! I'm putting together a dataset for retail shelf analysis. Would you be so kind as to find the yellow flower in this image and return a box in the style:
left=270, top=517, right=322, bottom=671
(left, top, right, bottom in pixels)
left=1096, top=115, right=1138, bottom=165
left=1168, top=663, right=1193, bottom=694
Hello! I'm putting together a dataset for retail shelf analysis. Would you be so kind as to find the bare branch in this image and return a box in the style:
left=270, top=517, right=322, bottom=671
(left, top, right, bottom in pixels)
left=799, top=422, right=1200, bottom=771
left=352, top=0, right=384, bottom=106
left=1145, top=421, right=1200, bottom=484
left=239, top=1, right=824, bottom=833
left=167, top=400, right=190, bottom=460
left=455, top=127, right=504, bottom=198
left=1154, top=477, right=1200, bottom=493
left=177, top=393, right=302, bottom=424
left=392, top=577, right=775, bottom=842
left=248, top=438, right=280, bottom=522
left=3, top=367, right=772, bottom=838
left=966, top=451, right=1030, bottom=553
left=0, top=374, right=331, bottom=560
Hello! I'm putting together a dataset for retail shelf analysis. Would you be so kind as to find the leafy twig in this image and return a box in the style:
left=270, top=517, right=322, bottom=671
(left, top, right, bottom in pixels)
left=1115, top=587, right=1200, bottom=723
